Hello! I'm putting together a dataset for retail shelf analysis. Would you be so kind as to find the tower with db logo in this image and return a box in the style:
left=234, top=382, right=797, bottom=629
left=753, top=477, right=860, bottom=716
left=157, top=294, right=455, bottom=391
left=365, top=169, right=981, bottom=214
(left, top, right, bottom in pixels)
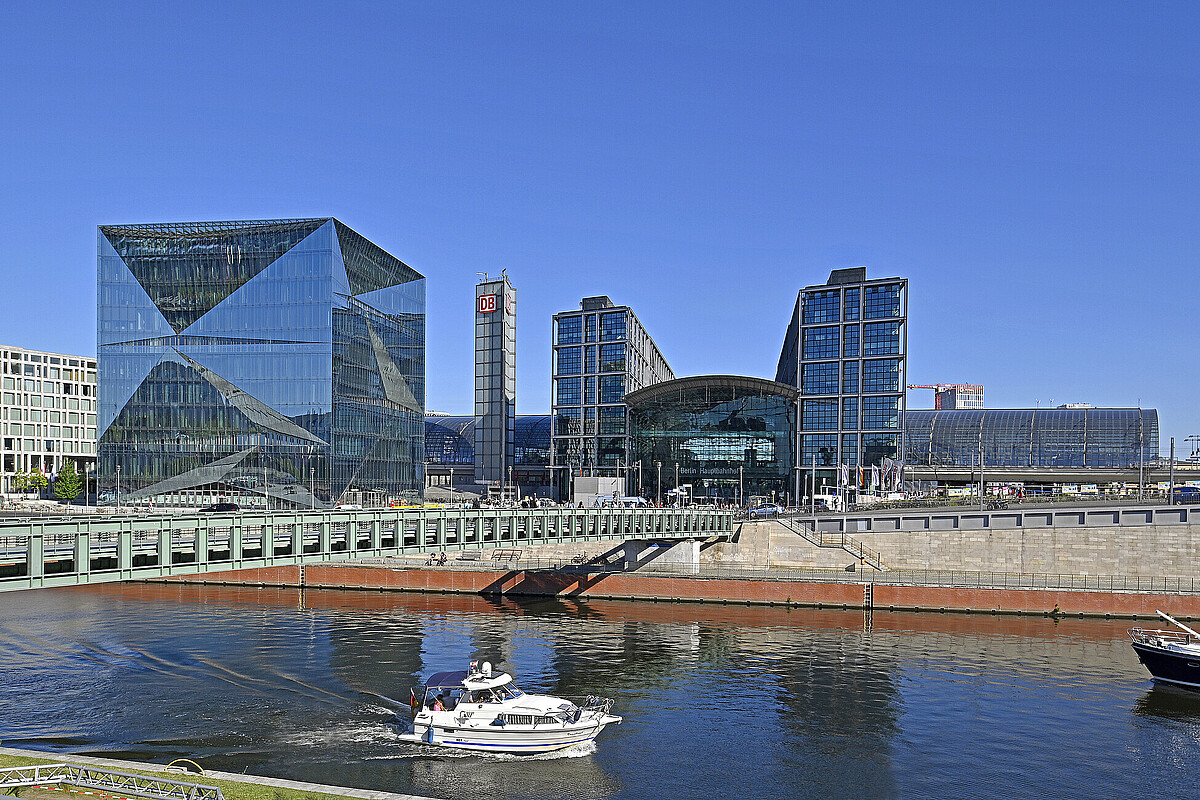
left=474, top=273, right=516, bottom=489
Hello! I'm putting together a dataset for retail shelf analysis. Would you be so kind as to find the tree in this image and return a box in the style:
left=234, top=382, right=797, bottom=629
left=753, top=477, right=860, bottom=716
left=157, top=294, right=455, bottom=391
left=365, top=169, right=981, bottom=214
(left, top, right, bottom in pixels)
left=54, top=461, right=82, bottom=502
left=14, top=469, right=48, bottom=496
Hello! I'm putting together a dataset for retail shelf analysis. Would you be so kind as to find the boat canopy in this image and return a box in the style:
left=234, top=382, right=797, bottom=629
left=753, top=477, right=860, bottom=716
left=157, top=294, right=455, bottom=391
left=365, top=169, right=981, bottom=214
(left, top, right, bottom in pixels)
left=423, top=670, right=469, bottom=688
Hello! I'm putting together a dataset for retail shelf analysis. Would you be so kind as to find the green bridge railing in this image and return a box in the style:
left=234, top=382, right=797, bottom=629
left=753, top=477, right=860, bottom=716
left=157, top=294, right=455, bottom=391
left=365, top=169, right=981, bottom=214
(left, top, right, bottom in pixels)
left=0, top=506, right=736, bottom=592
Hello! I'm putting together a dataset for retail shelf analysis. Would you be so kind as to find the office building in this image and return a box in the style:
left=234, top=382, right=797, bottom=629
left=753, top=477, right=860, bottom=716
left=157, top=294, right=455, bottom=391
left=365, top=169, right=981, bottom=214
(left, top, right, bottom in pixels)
left=474, top=274, right=516, bottom=486
left=550, top=296, right=673, bottom=494
left=626, top=375, right=797, bottom=503
left=777, top=268, right=907, bottom=491
left=97, top=218, right=425, bottom=508
left=1, top=346, right=97, bottom=496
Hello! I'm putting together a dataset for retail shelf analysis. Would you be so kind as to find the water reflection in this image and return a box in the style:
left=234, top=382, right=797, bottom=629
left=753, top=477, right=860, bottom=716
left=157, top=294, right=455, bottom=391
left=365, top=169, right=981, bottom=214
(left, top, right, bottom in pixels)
left=0, top=584, right=1192, bottom=800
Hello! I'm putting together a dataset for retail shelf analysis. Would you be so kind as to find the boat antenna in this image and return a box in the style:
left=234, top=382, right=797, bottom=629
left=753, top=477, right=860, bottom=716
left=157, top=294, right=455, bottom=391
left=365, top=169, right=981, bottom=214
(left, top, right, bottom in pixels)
left=1157, top=609, right=1200, bottom=639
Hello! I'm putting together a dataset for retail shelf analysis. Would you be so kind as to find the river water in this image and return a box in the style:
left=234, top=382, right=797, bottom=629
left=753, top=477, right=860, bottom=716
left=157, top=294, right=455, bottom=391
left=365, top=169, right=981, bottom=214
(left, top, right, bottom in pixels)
left=1, top=584, right=1197, bottom=800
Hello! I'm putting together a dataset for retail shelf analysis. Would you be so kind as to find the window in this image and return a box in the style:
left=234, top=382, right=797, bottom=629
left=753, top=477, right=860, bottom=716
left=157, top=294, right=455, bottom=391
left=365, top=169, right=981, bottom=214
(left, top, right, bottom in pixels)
left=801, top=434, right=838, bottom=466
left=556, top=317, right=582, bottom=345
left=842, top=362, right=858, bottom=394
left=600, top=375, right=624, bottom=404
left=555, top=407, right=581, bottom=435
left=600, top=312, right=626, bottom=341
left=584, top=407, right=596, bottom=434
left=863, top=284, right=902, bottom=319
left=584, top=376, right=595, bottom=404
left=802, top=327, right=839, bottom=360
left=584, top=346, right=596, bottom=374
left=802, top=362, right=838, bottom=395
left=862, top=359, right=901, bottom=393
left=556, top=347, right=581, bottom=375
left=802, top=290, right=839, bottom=324
left=843, top=287, right=860, bottom=321
left=863, top=322, right=901, bottom=355
left=599, top=406, right=625, bottom=434
left=843, top=325, right=859, bottom=358
left=600, top=343, right=625, bottom=372
left=863, top=397, right=899, bottom=429
left=556, top=377, right=581, bottom=406
left=585, top=315, right=597, bottom=342
left=802, top=400, right=838, bottom=431
left=843, top=398, right=859, bottom=430
left=842, top=433, right=859, bottom=466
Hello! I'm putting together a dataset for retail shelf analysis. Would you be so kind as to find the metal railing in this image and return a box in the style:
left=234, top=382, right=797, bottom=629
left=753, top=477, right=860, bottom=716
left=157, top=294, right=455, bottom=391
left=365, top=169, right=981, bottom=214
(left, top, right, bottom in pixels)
left=775, top=517, right=887, bottom=571
left=0, top=763, right=224, bottom=800
left=0, top=506, right=736, bottom=592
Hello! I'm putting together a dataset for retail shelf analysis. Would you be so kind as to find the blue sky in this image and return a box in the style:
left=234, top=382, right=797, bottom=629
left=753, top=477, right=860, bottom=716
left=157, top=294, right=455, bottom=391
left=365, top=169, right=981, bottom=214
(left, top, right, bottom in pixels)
left=2, top=2, right=1196, bottom=453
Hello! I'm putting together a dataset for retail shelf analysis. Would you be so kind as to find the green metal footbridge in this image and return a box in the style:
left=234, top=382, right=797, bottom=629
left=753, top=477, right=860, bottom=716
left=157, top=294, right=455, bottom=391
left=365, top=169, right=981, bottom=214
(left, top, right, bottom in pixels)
left=0, top=506, right=735, bottom=592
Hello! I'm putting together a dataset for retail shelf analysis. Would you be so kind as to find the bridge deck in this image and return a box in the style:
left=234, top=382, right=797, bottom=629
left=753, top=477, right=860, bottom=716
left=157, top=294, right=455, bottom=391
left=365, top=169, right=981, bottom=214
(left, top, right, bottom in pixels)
left=0, top=507, right=734, bottom=592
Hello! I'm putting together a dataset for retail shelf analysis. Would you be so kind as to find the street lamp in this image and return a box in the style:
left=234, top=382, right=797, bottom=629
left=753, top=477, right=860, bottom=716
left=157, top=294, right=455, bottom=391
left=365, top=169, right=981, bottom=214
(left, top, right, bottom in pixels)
left=674, top=462, right=679, bottom=507
left=115, top=464, right=121, bottom=513
left=635, top=460, right=642, bottom=498
left=655, top=461, right=662, bottom=506
left=738, top=465, right=744, bottom=508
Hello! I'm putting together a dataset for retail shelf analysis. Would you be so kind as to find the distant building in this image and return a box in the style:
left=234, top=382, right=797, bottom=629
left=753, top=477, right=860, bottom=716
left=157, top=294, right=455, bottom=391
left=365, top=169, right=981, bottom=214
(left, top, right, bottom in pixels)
left=902, top=407, right=1159, bottom=485
left=776, top=267, right=908, bottom=494
left=550, top=296, right=673, bottom=494
left=1, top=345, right=97, bottom=496
left=935, top=384, right=984, bottom=410
left=97, top=218, right=425, bottom=508
left=474, top=274, right=516, bottom=486
left=425, top=414, right=550, bottom=495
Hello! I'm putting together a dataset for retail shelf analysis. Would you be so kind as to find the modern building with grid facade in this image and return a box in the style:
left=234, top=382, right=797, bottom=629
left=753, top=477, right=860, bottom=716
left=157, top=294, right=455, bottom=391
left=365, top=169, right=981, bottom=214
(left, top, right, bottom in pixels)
left=550, top=296, right=673, bottom=493
left=97, top=218, right=425, bottom=508
left=474, top=275, right=516, bottom=486
left=425, top=413, right=551, bottom=494
left=1, top=346, right=97, bottom=496
left=776, top=267, right=908, bottom=492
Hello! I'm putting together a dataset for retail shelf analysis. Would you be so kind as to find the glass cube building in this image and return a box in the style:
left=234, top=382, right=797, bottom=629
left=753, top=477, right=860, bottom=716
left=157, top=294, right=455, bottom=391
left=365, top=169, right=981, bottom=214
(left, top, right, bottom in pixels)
left=97, top=219, right=425, bottom=508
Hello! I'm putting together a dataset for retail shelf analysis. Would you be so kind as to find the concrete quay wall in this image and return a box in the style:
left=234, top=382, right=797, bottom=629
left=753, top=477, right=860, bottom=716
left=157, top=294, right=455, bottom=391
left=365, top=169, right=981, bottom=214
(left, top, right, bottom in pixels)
left=161, top=563, right=1200, bottom=618
left=723, top=519, right=1200, bottom=577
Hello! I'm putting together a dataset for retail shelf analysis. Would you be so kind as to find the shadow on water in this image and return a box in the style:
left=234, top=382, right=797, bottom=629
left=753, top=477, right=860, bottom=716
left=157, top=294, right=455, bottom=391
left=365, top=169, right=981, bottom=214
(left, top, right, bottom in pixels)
left=1132, top=684, right=1200, bottom=721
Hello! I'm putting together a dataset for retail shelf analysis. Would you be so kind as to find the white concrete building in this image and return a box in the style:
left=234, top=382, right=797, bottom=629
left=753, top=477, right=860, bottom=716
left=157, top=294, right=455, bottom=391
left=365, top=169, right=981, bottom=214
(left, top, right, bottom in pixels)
left=1, top=345, right=97, bottom=496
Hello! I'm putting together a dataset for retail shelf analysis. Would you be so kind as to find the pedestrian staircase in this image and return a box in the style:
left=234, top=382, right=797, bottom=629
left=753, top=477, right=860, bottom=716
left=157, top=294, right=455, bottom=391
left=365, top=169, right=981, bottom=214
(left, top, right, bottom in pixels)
left=775, top=516, right=888, bottom=571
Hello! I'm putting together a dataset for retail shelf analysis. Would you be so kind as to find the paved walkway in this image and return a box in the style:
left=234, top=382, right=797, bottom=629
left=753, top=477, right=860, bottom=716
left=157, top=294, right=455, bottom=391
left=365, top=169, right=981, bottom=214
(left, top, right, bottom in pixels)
left=0, top=746, right=438, bottom=800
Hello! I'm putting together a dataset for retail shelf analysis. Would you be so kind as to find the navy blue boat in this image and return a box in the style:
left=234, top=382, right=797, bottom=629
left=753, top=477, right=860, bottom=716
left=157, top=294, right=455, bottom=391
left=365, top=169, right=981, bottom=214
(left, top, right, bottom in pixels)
left=1129, top=611, right=1200, bottom=690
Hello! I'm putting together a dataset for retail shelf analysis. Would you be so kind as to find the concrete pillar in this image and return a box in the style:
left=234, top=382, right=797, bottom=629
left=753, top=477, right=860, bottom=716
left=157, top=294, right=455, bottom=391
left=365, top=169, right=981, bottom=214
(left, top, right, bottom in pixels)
left=158, top=528, right=172, bottom=570
left=196, top=526, right=209, bottom=566
left=28, top=534, right=44, bottom=580
left=74, top=532, right=90, bottom=577
left=118, top=530, right=132, bottom=573
left=319, top=521, right=331, bottom=554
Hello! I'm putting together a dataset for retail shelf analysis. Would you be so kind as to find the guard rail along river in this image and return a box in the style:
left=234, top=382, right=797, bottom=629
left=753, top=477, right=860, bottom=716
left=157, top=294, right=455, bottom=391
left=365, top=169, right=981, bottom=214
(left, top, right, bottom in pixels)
left=0, top=506, right=735, bottom=592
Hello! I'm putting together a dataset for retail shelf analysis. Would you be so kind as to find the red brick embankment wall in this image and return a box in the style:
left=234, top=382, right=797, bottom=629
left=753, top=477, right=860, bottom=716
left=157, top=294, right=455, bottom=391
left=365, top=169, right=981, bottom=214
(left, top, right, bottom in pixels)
left=159, top=564, right=1200, bottom=618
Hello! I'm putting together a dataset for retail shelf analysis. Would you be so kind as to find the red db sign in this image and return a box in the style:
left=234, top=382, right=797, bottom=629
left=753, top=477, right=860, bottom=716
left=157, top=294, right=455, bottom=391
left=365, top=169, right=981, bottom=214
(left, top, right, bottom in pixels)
left=478, top=294, right=497, bottom=313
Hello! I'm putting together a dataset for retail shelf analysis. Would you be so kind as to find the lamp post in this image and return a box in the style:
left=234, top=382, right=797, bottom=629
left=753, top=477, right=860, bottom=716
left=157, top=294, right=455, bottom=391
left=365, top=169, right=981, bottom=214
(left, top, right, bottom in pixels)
left=115, top=464, right=121, bottom=513
left=674, top=462, right=679, bottom=507
left=738, top=465, right=743, bottom=508
left=309, top=465, right=316, bottom=510
left=655, top=461, right=662, bottom=506
left=635, top=460, right=642, bottom=498
left=1169, top=437, right=1175, bottom=505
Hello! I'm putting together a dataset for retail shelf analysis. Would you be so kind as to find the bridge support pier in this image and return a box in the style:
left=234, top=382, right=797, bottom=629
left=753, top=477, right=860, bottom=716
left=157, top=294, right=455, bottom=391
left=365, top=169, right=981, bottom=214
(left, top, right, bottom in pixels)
left=624, top=539, right=700, bottom=574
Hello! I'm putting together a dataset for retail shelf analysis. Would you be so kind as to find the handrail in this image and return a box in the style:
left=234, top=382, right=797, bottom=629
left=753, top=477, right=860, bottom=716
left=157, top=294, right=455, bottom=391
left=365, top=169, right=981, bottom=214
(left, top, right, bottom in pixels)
left=775, top=517, right=888, bottom=571
left=0, top=763, right=224, bottom=800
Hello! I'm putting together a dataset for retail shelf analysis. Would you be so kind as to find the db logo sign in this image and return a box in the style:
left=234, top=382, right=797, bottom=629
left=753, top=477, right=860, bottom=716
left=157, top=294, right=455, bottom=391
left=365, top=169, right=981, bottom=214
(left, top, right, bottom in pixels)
left=478, top=294, right=497, bottom=313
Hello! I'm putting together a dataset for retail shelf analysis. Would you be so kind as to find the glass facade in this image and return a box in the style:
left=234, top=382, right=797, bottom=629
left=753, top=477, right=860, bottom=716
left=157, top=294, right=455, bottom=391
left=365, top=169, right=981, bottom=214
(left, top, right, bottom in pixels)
left=97, top=218, right=425, bottom=508
left=902, top=409, right=1159, bottom=469
left=627, top=376, right=797, bottom=502
left=777, top=268, right=907, bottom=478
left=425, top=415, right=550, bottom=469
left=550, top=296, right=673, bottom=486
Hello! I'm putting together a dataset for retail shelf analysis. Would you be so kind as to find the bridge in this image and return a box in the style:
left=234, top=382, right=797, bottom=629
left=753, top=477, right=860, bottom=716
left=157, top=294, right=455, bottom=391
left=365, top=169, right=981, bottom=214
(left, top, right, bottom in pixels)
left=0, top=506, right=735, bottom=592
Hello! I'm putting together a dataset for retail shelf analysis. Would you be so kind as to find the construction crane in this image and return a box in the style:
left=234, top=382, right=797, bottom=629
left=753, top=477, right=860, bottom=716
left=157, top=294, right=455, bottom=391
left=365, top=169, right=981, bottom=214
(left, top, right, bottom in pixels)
left=907, top=383, right=984, bottom=410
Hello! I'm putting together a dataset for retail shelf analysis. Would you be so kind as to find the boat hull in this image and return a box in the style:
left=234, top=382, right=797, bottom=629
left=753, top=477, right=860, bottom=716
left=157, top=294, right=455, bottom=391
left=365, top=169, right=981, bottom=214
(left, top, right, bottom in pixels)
left=1131, top=642, right=1200, bottom=690
left=398, top=716, right=620, bottom=754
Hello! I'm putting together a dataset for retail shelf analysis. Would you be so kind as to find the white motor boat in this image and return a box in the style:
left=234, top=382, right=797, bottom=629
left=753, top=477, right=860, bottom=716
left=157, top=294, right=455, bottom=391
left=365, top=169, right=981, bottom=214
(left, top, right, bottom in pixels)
left=397, top=661, right=621, bottom=754
left=1129, top=610, right=1200, bottom=690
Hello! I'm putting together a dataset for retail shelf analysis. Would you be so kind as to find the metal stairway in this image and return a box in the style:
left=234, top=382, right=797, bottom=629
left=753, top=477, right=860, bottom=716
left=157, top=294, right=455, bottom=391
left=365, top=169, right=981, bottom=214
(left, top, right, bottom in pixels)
left=0, top=763, right=224, bottom=800
left=775, top=516, right=889, bottom=571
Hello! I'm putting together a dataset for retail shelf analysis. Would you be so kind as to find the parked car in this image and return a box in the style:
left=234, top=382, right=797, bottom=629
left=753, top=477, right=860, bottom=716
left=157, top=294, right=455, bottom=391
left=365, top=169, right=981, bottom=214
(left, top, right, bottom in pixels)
left=748, top=503, right=782, bottom=518
left=336, top=503, right=363, bottom=510
left=199, top=502, right=240, bottom=513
